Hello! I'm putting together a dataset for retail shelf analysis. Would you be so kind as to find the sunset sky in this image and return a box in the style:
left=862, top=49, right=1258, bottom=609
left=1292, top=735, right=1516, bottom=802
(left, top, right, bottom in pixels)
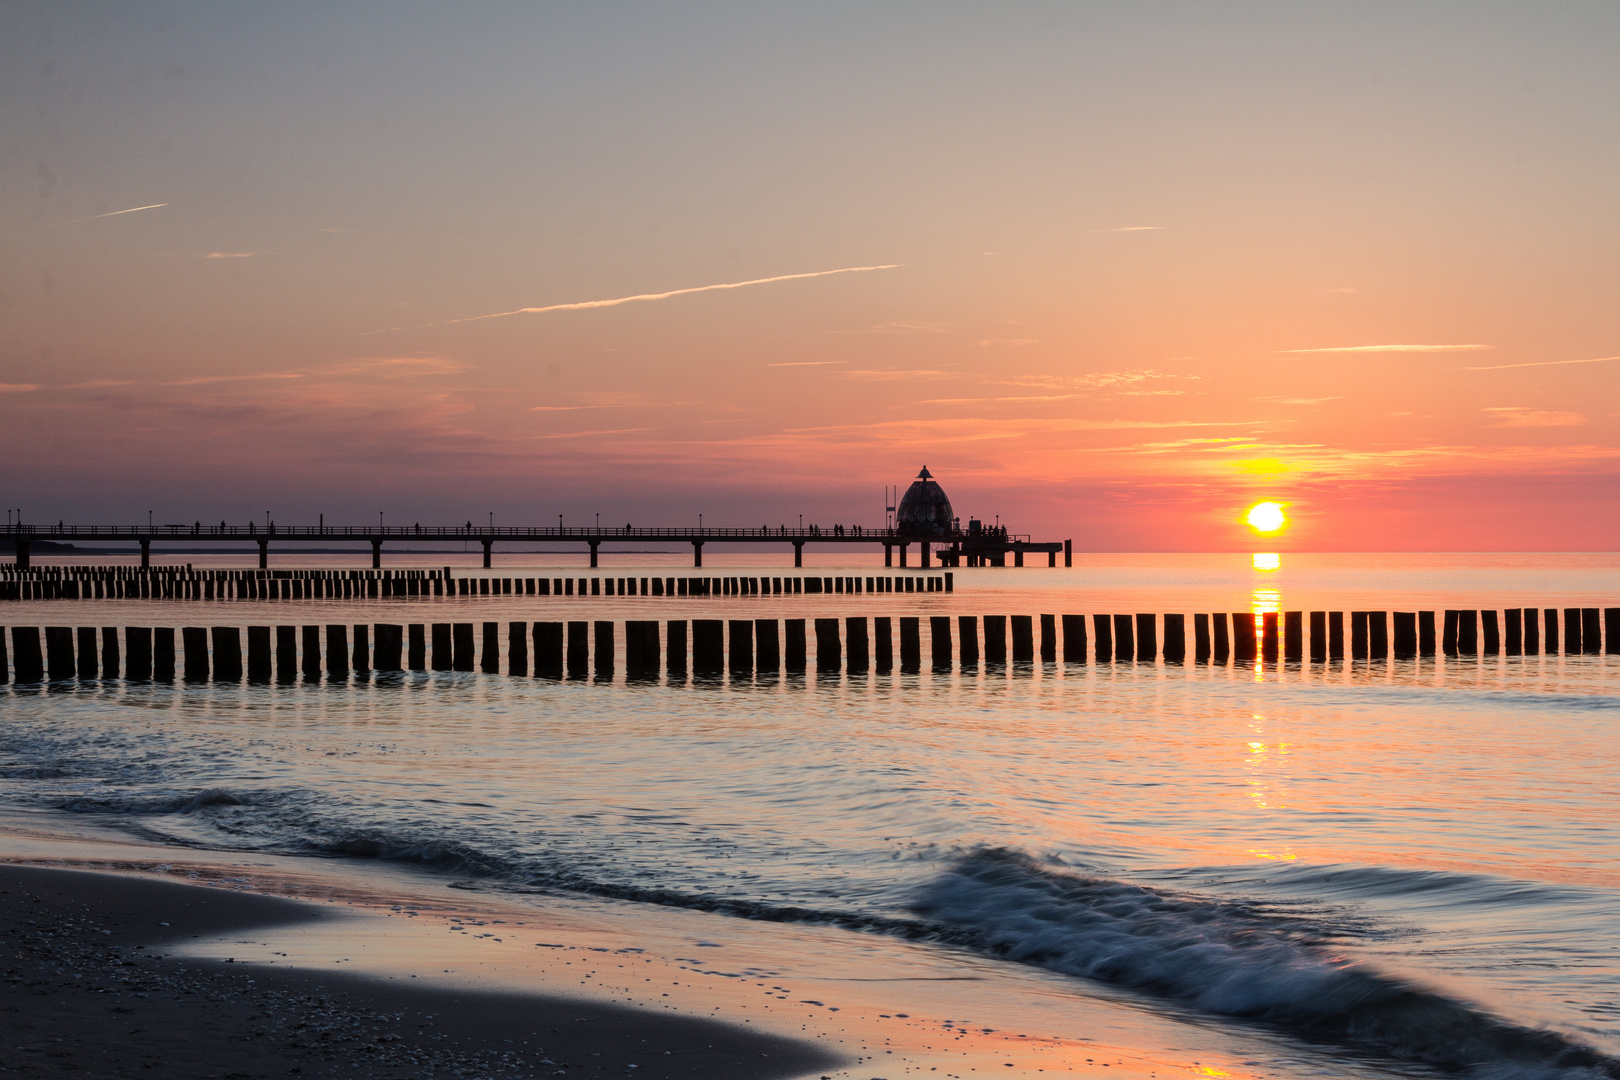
left=2, top=3, right=1617, bottom=550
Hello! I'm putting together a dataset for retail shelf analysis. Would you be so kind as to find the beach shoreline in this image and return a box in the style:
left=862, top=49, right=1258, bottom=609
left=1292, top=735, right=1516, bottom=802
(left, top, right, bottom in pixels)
left=0, top=862, right=843, bottom=1079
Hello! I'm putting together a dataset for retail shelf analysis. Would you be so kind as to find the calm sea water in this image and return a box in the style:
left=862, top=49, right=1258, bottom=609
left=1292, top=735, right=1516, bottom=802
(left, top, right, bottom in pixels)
left=2, top=552, right=1618, bottom=1079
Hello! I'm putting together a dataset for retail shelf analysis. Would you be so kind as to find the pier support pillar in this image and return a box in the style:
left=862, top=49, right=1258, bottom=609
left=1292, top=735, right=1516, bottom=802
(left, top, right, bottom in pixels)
left=899, top=543, right=908, bottom=568
left=792, top=541, right=801, bottom=568
left=920, top=542, right=931, bottom=569
left=483, top=538, right=493, bottom=569
left=14, top=539, right=29, bottom=569
left=371, top=538, right=382, bottom=569
left=1015, top=549, right=1024, bottom=568
left=883, top=543, right=891, bottom=568
left=588, top=540, right=598, bottom=568
left=1065, top=539, right=1072, bottom=568
left=141, top=539, right=152, bottom=569
left=693, top=540, right=704, bottom=568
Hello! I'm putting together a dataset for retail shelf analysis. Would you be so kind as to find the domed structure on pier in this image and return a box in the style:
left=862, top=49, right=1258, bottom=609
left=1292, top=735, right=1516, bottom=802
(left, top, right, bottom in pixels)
left=896, top=466, right=955, bottom=535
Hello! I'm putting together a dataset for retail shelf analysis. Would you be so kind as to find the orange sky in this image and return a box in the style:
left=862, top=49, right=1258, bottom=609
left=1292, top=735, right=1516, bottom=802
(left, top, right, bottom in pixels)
left=2, top=4, right=1616, bottom=549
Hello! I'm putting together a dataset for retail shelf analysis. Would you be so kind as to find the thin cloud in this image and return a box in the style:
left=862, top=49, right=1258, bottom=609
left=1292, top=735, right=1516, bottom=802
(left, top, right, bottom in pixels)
left=919, top=394, right=1079, bottom=404
left=977, top=338, right=1039, bottom=348
left=378, top=264, right=902, bottom=334
left=1255, top=395, right=1346, bottom=405
left=1482, top=407, right=1586, bottom=428
left=1281, top=344, right=1491, bottom=354
left=766, top=361, right=848, bottom=367
left=841, top=368, right=952, bottom=381
left=0, top=383, right=41, bottom=394
left=1093, top=226, right=1164, bottom=233
left=1462, top=354, right=1620, bottom=372
left=66, top=203, right=167, bottom=223
left=828, top=321, right=950, bottom=335
left=201, top=251, right=267, bottom=259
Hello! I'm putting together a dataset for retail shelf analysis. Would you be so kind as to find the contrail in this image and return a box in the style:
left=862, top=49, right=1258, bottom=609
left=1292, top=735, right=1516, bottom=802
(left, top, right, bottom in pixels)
left=68, top=203, right=168, bottom=222
left=378, top=264, right=901, bottom=333
left=1462, top=354, right=1620, bottom=371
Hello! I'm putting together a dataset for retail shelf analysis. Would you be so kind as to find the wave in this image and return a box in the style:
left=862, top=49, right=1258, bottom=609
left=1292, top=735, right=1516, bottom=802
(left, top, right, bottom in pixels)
left=912, top=850, right=1620, bottom=1079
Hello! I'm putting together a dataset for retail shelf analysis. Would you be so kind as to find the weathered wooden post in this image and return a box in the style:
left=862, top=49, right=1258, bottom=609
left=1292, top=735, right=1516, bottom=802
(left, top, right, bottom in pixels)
left=1325, top=612, right=1343, bottom=660
left=729, top=620, right=754, bottom=676
left=899, top=616, right=921, bottom=670
left=1458, top=610, right=1478, bottom=656
left=154, top=627, right=176, bottom=680
left=1156, top=614, right=1181, bottom=664
left=1481, top=611, right=1500, bottom=655
left=326, top=625, right=350, bottom=678
left=813, top=618, right=840, bottom=672
left=1209, top=612, right=1227, bottom=664
left=1231, top=614, right=1256, bottom=663
left=1261, top=612, right=1278, bottom=664
left=1543, top=608, right=1559, bottom=654
left=693, top=619, right=723, bottom=675
left=1392, top=612, right=1416, bottom=658
left=73, top=627, right=96, bottom=678
left=101, top=626, right=120, bottom=679
left=1370, top=612, right=1388, bottom=659
left=755, top=619, right=780, bottom=672
left=372, top=624, right=402, bottom=672
left=352, top=624, right=370, bottom=673
left=1092, top=613, right=1113, bottom=662
left=406, top=624, right=426, bottom=670
left=785, top=618, right=807, bottom=672
left=846, top=617, right=869, bottom=673
left=1351, top=612, right=1370, bottom=660
left=984, top=615, right=1008, bottom=664
left=507, top=622, right=528, bottom=676
left=296, top=625, right=319, bottom=678
left=592, top=621, right=614, bottom=678
left=531, top=622, right=563, bottom=678
left=929, top=615, right=952, bottom=668
left=1012, top=615, right=1035, bottom=663
left=246, top=625, right=271, bottom=681
left=1061, top=614, right=1086, bottom=663
left=1417, top=611, right=1435, bottom=656
left=478, top=622, right=498, bottom=673
left=1191, top=613, right=1209, bottom=662
left=864, top=616, right=885, bottom=672
left=176, top=626, right=206, bottom=681
left=1607, top=608, right=1619, bottom=654
left=1504, top=608, right=1522, bottom=654
left=273, top=625, right=296, bottom=680
left=1279, top=612, right=1300, bottom=662
left=957, top=615, right=980, bottom=666
left=1132, top=614, right=1155, bottom=663
left=122, top=626, right=151, bottom=681
left=1563, top=608, right=1582, bottom=654
left=1581, top=609, right=1600, bottom=654
left=212, top=627, right=242, bottom=681
left=430, top=623, right=452, bottom=671
left=12, top=627, right=44, bottom=682
left=1113, top=614, right=1135, bottom=662
left=46, top=626, right=76, bottom=681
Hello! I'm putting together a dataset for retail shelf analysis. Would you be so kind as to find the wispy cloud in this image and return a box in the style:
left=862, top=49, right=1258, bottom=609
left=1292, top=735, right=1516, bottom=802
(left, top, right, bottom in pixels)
left=1463, top=354, right=1620, bottom=372
left=66, top=203, right=167, bottom=223
left=841, top=368, right=952, bottom=381
left=919, top=394, right=1079, bottom=404
left=201, top=251, right=268, bottom=259
left=766, top=360, right=847, bottom=367
left=1281, top=344, right=1491, bottom=354
left=977, top=338, right=1039, bottom=348
left=0, top=383, right=41, bottom=394
left=1482, top=407, right=1586, bottom=428
left=1254, top=395, right=1346, bottom=405
left=1093, top=226, right=1164, bottom=233
left=1001, top=369, right=1197, bottom=392
left=373, top=264, right=902, bottom=334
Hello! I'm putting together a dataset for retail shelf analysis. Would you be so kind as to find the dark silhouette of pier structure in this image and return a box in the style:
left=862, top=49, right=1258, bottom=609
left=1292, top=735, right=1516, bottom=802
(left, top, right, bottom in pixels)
left=3, top=521, right=1068, bottom=571
left=4, top=469, right=1068, bottom=571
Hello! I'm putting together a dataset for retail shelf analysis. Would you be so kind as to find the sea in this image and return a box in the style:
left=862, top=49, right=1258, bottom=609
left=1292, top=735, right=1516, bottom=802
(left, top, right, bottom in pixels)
left=2, top=550, right=1617, bottom=1080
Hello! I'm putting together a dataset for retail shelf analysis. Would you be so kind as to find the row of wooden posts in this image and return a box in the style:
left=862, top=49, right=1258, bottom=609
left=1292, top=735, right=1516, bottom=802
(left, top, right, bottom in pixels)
left=0, top=567, right=951, bottom=602
left=3, top=607, right=1614, bottom=683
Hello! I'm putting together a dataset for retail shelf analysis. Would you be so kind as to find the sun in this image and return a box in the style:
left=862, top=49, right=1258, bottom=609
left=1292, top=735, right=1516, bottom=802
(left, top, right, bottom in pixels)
left=1245, top=501, right=1287, bottom=534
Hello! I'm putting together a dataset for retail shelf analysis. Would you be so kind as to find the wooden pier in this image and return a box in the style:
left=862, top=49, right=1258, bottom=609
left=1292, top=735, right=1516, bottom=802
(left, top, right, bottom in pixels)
left=3, top=523, right=1070, bottom=571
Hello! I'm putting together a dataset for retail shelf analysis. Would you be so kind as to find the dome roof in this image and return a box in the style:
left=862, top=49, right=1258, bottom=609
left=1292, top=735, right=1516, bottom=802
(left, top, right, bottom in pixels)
left=896, top=466, right=954, bottom=535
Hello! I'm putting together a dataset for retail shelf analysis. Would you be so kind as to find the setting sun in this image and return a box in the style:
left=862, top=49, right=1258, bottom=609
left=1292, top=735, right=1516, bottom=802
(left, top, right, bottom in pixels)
left=1246, top=501, right=1287, bottom=534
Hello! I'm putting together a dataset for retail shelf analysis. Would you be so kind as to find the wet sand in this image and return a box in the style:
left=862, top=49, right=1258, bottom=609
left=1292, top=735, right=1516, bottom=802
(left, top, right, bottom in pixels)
left=0, top=864, right=843, bottom=1079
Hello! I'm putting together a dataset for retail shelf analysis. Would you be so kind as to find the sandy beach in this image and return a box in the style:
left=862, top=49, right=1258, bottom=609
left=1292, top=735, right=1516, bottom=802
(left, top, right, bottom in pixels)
left=0, top=863, right=841, bottom=1079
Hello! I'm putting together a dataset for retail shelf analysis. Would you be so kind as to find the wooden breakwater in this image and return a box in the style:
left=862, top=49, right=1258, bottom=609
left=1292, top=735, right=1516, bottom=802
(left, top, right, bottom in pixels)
left=0, top=567, right=952, bottom=602
left=2, top=607, right=1613, bottom=683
